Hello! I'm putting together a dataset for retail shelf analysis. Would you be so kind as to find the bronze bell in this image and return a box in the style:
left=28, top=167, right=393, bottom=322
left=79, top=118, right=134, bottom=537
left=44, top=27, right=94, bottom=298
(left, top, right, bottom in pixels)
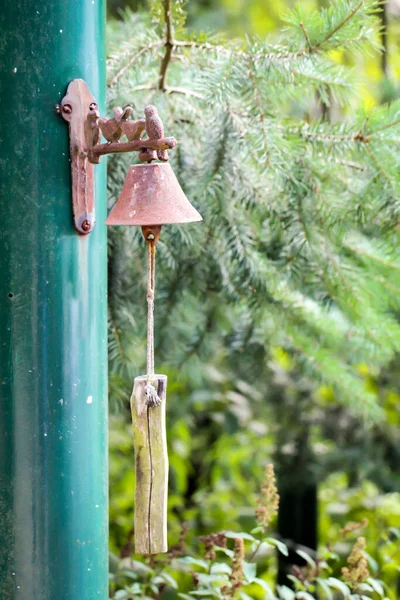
left=105, top=163, right=202, bottom=231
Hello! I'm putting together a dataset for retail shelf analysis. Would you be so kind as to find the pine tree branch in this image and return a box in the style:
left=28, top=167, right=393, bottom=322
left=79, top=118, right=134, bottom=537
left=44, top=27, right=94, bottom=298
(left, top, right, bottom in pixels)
left=369, top=137, right=400, bottom=145
left=248, top=60, right=271, bottom=167
left=173, top=39, right=309, bottom=61
left=178, top=311, right=214, bottom=369
left=106, top=0, right=396, bottom=418
left=110, top=319, right=128, bottom=368
left=159, top=0, right=174, bottom=90
left=109, top=41, right=163, bottom=87
left=291, top=338, right=378, bottom=414
left=165, top=86, right=204, bottom=99
left=322, top=0, right=364, bottom=45
left=318, top=236, right=384, bottom=349
left=128, top=83, right=204, bottom=99
left=291, top=68, right=351, bottom=89
left=330, top=157, right=366, bottom=171
left=301, top=129, right=370, bottom=143
left=299, top=22, right=313, bottom=51
left=110, top=0, right=373, bottom=91
left=349, top=246, right=400, bottom=271
left=370, top=119, right=400, bottom=134
left=129, top=84, right=156, bottom=92
left=172, top=39, right=230, bottom=52
left=365, top=144, right=396, bottom=188
left=296, top=194, right=312, bottom=247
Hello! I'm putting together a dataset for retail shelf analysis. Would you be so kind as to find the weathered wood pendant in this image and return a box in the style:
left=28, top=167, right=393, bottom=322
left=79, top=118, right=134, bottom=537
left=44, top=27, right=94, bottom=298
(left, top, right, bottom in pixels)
left=131, top=375, right=168, bottom=554
left=106, top=107, right=202, bottom=554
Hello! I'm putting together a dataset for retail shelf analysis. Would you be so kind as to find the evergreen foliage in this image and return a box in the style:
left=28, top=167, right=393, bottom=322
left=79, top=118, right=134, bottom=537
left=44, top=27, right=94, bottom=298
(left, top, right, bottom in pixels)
left=107, top=0, right=400, bottom=419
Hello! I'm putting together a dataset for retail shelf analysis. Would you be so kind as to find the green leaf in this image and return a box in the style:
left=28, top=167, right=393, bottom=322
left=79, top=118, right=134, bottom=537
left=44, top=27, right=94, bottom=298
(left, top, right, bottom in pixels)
left=242, top=561, right=257, bottom=583
left=365, top=552, right=378, bottom=573
left=239, top=593, right=254, bottom=600
left=109, top=551, right=120, bottom=574
left=215, top=546, right=234, bottom=558
left=210, top=562, right=231, bottom=575
left=326, top=577, right=350, bottom=598
left=131, top=560, right=155, bottom=575
left=367, top=578, right=385, bottom=597
left=316, top=560, right=329, bottom=571
left=225, top=531, right=257, bottom=542
left=316, top=577, right=333, bottom=599
left=286, top=575, right=300, bottom=586
left=197, top=573, right=228, bottom=586
left=321, top=550, right=340, bottom=563
left=251, top=526, right=265, bottom=536
left=267, top=537, right=289, bottom=556
left=356, top=583, right=373, bottom=593
left=388, top=527, right=400, bottom=539
left=254, top=577, right=275, bottom=598
left=277, top=584, right=296, bottom=600
left=127, top=582, right=142, bottom=594
left=149, top=583, right=159, bottom=595
left=114, top=591, right=129, bottom=600
left=296, top=549, right=317, bottom=569
left=153, top=572, right=178, bottom=589
left=189, top=591, right=222, bottom=598
left=118, top=569, right=138, bottom=581
left=178, top=557, right=209, bottom=570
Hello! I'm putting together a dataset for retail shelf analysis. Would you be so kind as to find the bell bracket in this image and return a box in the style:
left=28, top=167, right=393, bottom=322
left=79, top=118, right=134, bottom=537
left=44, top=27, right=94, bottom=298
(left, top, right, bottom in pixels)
left=57, top=79, right=177, bottom=235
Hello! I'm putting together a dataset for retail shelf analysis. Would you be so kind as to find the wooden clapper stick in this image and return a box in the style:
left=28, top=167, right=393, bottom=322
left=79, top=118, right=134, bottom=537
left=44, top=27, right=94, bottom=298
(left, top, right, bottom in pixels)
left=131, top=239, right=168, bottom=555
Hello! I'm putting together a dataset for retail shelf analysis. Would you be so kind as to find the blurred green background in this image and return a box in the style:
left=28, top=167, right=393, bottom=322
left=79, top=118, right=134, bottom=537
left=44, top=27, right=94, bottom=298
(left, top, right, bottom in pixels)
left=106, top=0, right=400, bottom=597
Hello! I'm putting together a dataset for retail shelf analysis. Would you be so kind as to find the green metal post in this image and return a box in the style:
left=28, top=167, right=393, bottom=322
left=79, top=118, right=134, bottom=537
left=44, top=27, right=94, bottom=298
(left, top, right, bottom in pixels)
left=0, top=2, right=108, bottom=599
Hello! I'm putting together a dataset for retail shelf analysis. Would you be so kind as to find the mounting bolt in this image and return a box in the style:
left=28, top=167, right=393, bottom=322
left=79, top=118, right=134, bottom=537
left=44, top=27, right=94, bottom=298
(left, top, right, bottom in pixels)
left=89, top=102, right=97, bottom=111
left=81, top=219, right=91, bottom=232
left=147, top=233, right=155, bottom=240
left=62, top=104, right=72, bottom=114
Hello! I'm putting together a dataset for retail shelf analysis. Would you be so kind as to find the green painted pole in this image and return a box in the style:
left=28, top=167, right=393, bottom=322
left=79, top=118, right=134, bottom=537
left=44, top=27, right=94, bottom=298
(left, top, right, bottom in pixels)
left=0, top=2, right=108, bottom=599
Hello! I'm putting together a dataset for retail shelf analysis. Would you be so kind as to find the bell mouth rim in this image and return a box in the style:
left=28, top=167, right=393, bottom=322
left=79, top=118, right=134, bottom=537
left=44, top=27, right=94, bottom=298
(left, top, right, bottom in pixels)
left=130, top=162, right=171, bottom=168
left=105, top=216, right=203, bottom=226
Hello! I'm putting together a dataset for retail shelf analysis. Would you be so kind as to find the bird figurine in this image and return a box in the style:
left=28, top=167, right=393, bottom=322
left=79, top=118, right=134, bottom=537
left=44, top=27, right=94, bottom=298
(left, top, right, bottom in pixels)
left=99, top=106, right=125, bottom=143
left=144, top=105, right=169, bottom=162
left=139, top=104, right=158, bottom=162
left=120, top=117, right=146, bottom=142
left=85, top=107, right=100, bottom=149
left=119, top=106, right=133, bottom=119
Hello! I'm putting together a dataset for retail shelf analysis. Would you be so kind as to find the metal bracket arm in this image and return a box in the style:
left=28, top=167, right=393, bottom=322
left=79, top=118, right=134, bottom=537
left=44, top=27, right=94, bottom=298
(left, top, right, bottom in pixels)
left=57, top=79, right=177, bottom=235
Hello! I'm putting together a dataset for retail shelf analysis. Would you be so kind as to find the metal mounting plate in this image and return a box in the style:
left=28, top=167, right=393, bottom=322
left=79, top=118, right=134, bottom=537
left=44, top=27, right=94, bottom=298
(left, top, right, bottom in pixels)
left=60, top=79, right=97, bottom=234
